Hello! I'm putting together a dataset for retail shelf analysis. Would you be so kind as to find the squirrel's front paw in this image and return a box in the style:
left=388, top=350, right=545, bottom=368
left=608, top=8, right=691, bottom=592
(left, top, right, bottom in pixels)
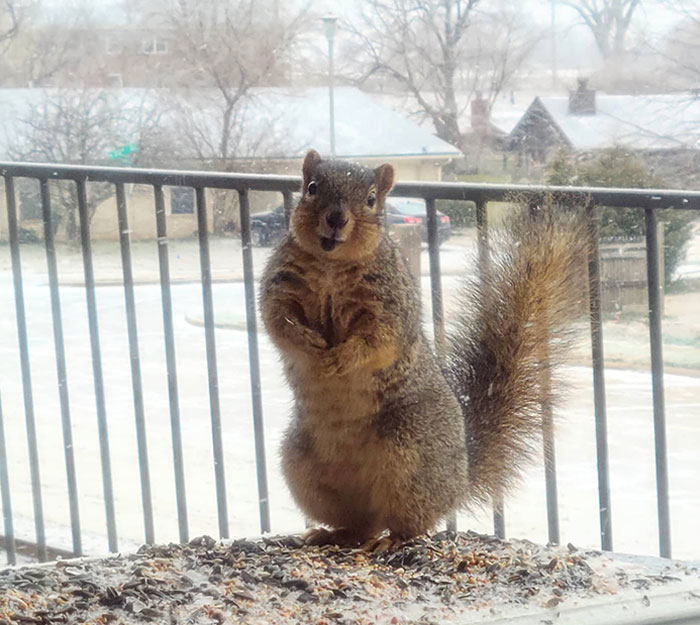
left=299, top=326, right=328, bottom=351
left=320, top=348, right=351, bottom=378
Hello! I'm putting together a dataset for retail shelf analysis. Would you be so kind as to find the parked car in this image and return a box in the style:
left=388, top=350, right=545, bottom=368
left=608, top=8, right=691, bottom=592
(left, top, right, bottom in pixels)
left=386, top=197, right=451, bottom=244
left=251, top=204, right=287, bottom=246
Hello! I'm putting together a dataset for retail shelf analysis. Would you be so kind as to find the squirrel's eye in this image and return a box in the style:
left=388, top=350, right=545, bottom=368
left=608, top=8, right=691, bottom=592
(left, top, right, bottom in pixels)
left=366, top=192, right=376, bottom=208
left=307, top=181, right=317, bottom=195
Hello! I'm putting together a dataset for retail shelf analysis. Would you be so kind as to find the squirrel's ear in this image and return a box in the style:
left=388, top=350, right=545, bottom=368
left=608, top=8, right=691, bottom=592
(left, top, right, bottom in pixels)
left=374, top=163, right=395, bottom=197
left=302, top=149, right=322, bottom=187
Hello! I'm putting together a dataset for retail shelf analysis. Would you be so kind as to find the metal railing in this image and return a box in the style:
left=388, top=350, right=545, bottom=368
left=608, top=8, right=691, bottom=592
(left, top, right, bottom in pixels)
left=1, top=161, right=699, bottom=567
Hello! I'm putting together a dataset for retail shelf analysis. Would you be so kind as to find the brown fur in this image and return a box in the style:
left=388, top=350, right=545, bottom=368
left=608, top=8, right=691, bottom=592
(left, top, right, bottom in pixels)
left=445, top=202, right=589, bottom=504
left=259, top=150, right=587, bottom=544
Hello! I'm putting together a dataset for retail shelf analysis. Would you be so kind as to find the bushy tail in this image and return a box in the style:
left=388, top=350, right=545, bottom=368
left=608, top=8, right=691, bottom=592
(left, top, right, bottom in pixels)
left=445, top=203, right=589, bottom=504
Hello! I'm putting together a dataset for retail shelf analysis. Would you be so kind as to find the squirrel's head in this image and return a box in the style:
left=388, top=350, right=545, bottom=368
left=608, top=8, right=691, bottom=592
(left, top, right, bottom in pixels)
left=290, top=149, right=395, bottom=261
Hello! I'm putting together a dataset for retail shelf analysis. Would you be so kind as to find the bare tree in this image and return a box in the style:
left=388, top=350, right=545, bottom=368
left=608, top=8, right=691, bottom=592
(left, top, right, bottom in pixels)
left=7, top=89, right=162, bottom=241
left=152, top=0, right=309, bottom=228
left=348, top=0, right=539, bottom=154
left=0, top=0, right=28, bottom=49
left=1, top=0, right=98, bottom=87
left=166, top=0, right=307, bottom=159
left=163, top=91, right=288, bottom=166
left=1, top=0, right=36, bottom=82
left=19, top=18, right=79, bottom=86
left=559, top=0, right=643, bottom=60
left=653, top=1, right=700, bottom=87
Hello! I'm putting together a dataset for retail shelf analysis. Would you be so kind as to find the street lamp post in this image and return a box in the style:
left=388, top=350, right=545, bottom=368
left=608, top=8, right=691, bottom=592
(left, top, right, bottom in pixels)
left=551, top=0, right=558, bottom=88
left=322, top=16, right=337, bottom=158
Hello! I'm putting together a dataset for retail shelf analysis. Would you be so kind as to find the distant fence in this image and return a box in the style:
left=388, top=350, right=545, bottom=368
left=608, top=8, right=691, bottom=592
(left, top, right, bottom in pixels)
left=600, top=226, right=665, bottom=314
left=1, top=161, right=699, bottom=566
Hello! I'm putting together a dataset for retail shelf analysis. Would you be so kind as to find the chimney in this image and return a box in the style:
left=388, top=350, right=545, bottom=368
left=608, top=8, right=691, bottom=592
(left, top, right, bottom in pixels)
left=569, top=78, right=596, bottom=115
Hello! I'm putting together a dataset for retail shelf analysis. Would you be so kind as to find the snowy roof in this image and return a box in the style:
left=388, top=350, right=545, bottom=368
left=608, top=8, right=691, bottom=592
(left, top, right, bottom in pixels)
left=176, top=86, right=462, bottom=160
left=372, top=91, right=529, bottom=139
left=519, top=94, right=700, bottom=151
left=0, top=87, right=461, bottom=161
left=488, top=98, right=531, bottom=136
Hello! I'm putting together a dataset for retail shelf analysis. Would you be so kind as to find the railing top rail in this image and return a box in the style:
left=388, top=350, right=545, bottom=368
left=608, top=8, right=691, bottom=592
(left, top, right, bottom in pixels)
left=1, top=161, right=699, bottom=209
left=0, top=161, right=300, bottom=193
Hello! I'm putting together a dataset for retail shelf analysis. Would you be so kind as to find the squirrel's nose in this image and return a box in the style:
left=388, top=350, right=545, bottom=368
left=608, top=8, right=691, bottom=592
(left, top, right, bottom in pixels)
left=326, top=209, right=348, bottom=230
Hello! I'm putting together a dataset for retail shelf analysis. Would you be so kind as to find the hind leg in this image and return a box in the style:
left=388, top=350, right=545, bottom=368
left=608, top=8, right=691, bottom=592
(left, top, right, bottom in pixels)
left=378, top=448, right=468, bottom=542
left=369, top=403, right=469, bottom=543
left=282, top=425, right=381, bottom=544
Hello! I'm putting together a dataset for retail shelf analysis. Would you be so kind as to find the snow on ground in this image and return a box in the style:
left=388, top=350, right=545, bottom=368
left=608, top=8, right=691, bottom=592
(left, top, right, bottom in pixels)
left=0, top=234, right=699, bottom=565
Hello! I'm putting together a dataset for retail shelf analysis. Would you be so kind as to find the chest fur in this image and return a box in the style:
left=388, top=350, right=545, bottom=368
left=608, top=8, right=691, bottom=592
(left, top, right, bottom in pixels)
left=298, top=261, right=377, bottom=346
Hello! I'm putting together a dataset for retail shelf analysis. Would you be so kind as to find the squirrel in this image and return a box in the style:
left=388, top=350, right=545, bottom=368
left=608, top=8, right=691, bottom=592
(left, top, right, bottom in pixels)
left=260, top=149, right=588, bottom=549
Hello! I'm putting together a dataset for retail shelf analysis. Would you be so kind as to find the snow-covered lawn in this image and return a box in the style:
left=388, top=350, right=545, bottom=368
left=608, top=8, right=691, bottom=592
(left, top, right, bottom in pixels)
left=0, top=235, right=699, bottom=563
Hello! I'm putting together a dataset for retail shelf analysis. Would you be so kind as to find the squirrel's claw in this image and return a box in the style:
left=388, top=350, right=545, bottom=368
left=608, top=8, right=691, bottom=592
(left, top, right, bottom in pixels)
left=361, top=532, right=405, bottom=553
left=304, top=527, right=366, bottom=547
left=297, top=326, right=327, bottom=351
left=303, top=527, right=334, bottom=546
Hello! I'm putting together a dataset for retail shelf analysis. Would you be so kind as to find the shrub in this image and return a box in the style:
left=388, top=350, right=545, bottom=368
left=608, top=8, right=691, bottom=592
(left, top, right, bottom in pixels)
left=546, top=147, right=697, bottom=284
left=435, top=199, right=476, bottom=229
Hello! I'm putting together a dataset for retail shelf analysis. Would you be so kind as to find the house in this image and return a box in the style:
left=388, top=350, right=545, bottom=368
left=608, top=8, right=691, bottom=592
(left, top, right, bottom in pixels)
left=0, top=86, right=462, bottom=241
left=508, top=80, right=700, bottom=166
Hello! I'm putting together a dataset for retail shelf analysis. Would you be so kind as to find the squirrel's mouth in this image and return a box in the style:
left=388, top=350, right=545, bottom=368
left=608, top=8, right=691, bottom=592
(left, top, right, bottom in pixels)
left=320, top=236, right=342, bottom=252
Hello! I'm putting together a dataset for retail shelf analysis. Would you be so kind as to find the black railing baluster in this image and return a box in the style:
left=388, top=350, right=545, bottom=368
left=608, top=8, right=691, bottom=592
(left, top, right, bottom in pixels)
left=0, top=388, right=16, bottom=565
left=283, top=190, right=294, bottom=229
left=76, top=179, right=118, bottom=553
left=40, top=179, right=82, bottom=556
left=493, top=499, right=506, bottom=539
left=644, top=205, right=671, bottom=559
left=475, top=198, right=507, bottom=540
left=425, top=197, right=445, bottom=351
left=586, top=200, right=613, bottom=552
left=116, top=183, right=155, bottom=546
left=532, top=197, right=561, bottom=547
left=476, top=198, right=489, bottom=268
left=4, top=175, right=47, bottom=562
left=541, top=351, right=560, bottom=546
left=239, top=187, right=271, bottom=534
left=195, top=187, right=229, bottom=539
left=426, top=197, right=456, bottom=532
left=154, top=185, right=189, bottom=543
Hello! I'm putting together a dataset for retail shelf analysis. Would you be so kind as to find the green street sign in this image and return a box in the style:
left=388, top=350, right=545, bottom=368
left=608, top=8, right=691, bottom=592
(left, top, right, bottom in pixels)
left=108, top=143, right=138, bottom=162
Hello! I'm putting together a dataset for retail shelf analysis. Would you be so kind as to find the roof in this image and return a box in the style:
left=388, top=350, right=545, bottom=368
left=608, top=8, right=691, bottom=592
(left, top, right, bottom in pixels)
left=0, top=87, right=462, bottom=162
left=513, top=94, right=700, bottom=151
left=372, top=91, right=530, bottom=139
left=171, top=86, right=462, bottom=160
left=489, top=97, right=532, bottom=136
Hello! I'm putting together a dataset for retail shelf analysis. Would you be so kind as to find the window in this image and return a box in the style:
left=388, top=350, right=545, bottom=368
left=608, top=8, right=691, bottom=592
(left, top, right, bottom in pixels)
left=105, top=36, right=123, bottom=55
left=170, top=187, right=195, bottom=214
left=142, top=36, right=168, bottom=55
left=19, top=188, right=42, bottom=221
left=107, top=73, right=123, bottom=88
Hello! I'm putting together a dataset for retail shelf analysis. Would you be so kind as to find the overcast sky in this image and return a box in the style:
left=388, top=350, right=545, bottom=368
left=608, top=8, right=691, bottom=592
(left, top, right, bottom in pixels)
left=310, top=0, right=685, bottom=72
left=53, top=0, right=688, bottom=77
